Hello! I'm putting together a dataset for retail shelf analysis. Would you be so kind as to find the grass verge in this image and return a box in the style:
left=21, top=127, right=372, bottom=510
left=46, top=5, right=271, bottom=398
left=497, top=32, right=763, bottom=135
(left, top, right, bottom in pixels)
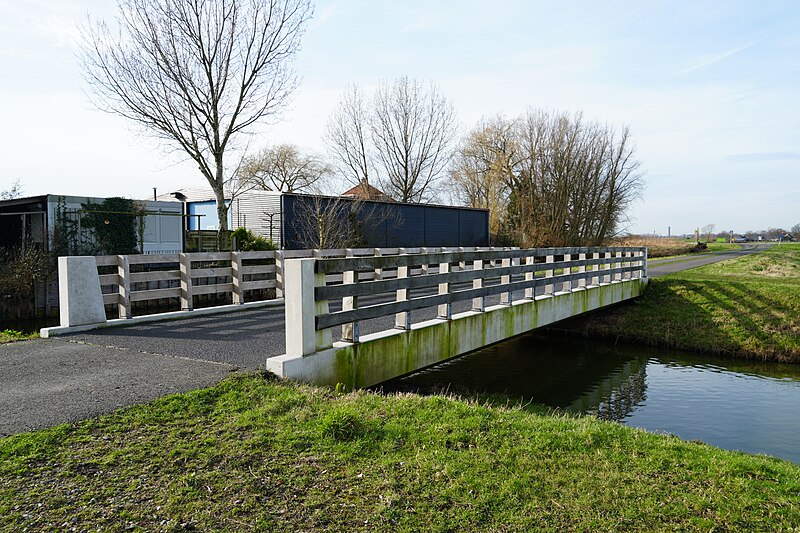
left=2, top=373, right=799, bottom=531
left=0, top=329, right=38, bottom=344
left=587, top=244, right=800, bottom=362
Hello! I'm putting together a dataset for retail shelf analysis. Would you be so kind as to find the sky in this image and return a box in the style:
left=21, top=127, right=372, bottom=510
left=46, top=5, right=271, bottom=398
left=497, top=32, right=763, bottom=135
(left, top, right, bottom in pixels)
left=1, top=0, right=798, bottom=236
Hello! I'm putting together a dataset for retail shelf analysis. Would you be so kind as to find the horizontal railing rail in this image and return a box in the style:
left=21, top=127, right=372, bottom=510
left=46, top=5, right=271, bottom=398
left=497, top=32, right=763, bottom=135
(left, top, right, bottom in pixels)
left=307, top=247, right=647, bottom=345
left=90, top=246, right=518, bottom=319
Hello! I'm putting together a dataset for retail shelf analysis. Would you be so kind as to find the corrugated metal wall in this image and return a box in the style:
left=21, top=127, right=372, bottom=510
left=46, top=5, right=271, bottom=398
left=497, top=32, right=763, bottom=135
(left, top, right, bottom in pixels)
left=280, top=193, right=489, bottom=249
left=230, top=190, right=283, bottom=247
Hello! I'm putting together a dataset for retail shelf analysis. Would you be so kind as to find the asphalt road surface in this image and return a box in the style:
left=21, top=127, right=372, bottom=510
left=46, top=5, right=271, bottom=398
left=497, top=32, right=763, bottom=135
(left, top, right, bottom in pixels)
left=648, top=243, right=769, bottom=277
left=1, top=243, right=770, bottom=436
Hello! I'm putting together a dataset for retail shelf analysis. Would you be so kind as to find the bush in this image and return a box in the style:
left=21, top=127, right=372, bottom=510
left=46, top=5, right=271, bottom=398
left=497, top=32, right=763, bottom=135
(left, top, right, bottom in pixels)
left=230, top=228, right=278, bottom=252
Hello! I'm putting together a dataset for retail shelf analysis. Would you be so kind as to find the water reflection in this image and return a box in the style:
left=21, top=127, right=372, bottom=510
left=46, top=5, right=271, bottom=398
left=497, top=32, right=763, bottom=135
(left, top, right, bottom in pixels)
left=382, top=331, right=800, bottom=464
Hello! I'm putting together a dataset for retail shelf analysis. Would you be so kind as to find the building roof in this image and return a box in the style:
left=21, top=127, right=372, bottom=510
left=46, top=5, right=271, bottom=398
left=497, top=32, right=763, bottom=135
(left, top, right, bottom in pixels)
left=340, top=183, right=394, bottom=202
left=154, top=187, right=219, bottom=203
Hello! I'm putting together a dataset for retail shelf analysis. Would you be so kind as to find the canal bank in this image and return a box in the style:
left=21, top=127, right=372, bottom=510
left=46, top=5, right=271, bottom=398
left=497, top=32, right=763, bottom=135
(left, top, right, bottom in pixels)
left=2, top=373, right=800, bottom=530
left=382, top=331, right=800, bottom=464
left=557, top=243, right=800, bottom=362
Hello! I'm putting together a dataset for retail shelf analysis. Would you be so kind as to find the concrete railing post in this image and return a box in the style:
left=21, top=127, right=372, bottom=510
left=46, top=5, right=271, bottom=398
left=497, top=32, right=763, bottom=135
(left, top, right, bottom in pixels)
left=562, top=253, right=572, bottom=292
left=615, top=250, right=623, bottom=281
left=117, top=255, right=131, bottom=319
left=373, top=248, right=383, bottom=281
left=341, top=249, right=359, bottom=342
left=472, top=258, right=485, bottom=311
left=437, top=260, right=451, bottom=319
left=231, top=251, right=245, bottom=305
left=179, top=253, right=193, bottom=311
left=285, top=258, right=331, bottom=356
left=643, top=248, right=648, bottom=279
left=524, top=255, right=535, bottom=300
left=275, top=250, right=284, bottom=298
left=592, top=251, right=600, bottom=285
left=501, top=257, right=512, bottom=305
left=578, top=252, right=587, bottom=288
left=545, top=253, right=554, bottom=295
left=395, top=248, right=411, bottom=329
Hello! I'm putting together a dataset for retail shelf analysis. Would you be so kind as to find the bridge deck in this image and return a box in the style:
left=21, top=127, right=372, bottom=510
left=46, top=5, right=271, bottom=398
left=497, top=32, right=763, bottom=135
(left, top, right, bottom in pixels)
left=59, top=283, right=552, bottom=371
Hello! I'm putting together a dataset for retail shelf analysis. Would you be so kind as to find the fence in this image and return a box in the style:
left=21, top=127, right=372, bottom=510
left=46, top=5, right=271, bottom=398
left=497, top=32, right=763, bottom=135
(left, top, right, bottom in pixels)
left=284, top=247, right=647, bottom=357
left=92, top=246, right=516, bottom=319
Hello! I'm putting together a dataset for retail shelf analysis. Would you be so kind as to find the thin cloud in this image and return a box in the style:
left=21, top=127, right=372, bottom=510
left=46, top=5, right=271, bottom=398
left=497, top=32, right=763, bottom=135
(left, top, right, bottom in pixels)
left=726, top=152, right=800, bottom=162
left=678, top=41, right=758, bottom=75
left=310, top=4, right=337, bottom=30
left=401, top=15, right=439, bottom=33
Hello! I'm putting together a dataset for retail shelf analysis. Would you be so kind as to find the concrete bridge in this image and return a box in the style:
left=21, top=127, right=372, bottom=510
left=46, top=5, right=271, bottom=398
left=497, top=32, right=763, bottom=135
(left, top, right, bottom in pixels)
left=268, top=247, right=647, bottom=388
left=45, top=246, right=647, bottom=389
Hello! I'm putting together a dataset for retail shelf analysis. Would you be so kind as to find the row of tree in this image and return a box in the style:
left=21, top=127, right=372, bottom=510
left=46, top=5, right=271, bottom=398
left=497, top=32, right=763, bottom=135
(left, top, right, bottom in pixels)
left=80, top=0, right=642, bottom=247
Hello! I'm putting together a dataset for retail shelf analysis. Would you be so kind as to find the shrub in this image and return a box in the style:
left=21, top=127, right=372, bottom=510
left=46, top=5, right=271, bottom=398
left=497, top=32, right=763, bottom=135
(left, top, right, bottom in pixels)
left=230, top=228, right=278, bottom=252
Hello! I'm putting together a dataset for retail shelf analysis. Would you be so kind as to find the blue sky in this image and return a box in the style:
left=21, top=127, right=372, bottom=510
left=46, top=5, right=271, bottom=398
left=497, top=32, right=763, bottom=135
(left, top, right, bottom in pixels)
left=1, top=0, right=798, bottom=235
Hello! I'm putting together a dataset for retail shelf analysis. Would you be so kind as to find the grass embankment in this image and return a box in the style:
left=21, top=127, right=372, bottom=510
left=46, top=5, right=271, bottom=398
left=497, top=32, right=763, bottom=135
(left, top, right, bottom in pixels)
left=2, top=374, right=799, bottom=531
left=588, top=244, right=800, bottom=362
left=0, top=329, right=38, bottom=344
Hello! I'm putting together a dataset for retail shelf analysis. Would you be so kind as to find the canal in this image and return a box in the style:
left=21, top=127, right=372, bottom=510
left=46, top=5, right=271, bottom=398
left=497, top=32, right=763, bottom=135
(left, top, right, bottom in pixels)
left=382, top=331, right=800, bottom=464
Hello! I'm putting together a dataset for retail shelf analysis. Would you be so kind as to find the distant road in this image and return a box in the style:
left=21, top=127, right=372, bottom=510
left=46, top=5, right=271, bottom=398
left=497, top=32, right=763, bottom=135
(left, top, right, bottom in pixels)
left=648, top=243, right=770, bottom=277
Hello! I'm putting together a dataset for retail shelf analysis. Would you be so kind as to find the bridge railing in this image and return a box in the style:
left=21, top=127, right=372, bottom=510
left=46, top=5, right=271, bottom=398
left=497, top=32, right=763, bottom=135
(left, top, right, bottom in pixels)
left=284, top=246, right=647, bottom=356
left=91, top=246, right=516, bottom=319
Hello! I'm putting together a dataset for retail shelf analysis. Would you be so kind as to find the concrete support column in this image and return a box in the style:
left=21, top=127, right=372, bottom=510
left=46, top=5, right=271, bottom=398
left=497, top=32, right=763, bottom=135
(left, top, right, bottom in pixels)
left=285, top=258, right=331, bottom=356
left=58, top=256, right=107, bottom=327
left=117, top=255, right=131, bottom=319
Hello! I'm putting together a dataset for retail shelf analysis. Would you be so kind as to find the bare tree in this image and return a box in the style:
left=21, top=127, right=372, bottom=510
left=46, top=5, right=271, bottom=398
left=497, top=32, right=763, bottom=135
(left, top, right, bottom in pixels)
left=323, top=85, right=374, bottom=191
left=1, top=179, right=23, bottom=200
left=791, top=223, right=800, bottom=237
left=448, top=116, right=517, bottom=238
left=289, top=194, right=400, bottom=249
left=239, top=144, right=330, bottom=193
left=701, top=224, right=716, bottom=243
left=81, top=0, right=313, bottom=240
left=371, top=77, right=457, bottom=202
left=450, top=109, right=644, bottom=247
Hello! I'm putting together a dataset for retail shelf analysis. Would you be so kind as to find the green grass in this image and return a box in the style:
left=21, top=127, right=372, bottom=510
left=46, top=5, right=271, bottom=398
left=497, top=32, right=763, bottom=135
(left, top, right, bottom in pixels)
left=705, top=242, right=744, bottom=252
left=0, top=329, right=38, bottom=344
left=1, top=373, right=799, bottom=531
left=588, top=244, right=800, bottom=362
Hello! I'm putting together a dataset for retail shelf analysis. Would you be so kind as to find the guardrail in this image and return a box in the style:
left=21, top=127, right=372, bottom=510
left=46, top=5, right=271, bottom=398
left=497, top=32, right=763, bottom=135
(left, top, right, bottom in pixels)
left=92, top=247, right=517, bottom=319
left=284, top=247, right=647, bottom=357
